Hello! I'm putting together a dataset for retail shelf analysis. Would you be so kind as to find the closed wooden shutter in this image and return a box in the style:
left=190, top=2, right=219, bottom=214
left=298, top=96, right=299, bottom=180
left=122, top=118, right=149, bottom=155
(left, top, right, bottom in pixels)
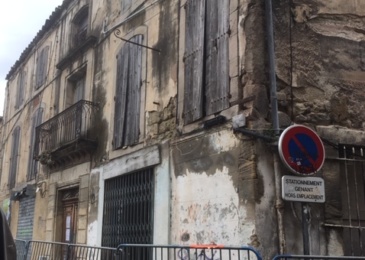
left=122, top=0, right=132, bottom=11
left=114, top=40, right=131, bottom=149
left=36, top=46, right=49, bottom=88
left=114, top=35, right=143, bottom=149
left=124, top=35, right=143, bottom=146
left=16, top=70, right=26, bottom=109
left=205, top=0, right=230, bottom=115
left=183, top=0, right=205, bottom=124
left=28, top=108, right=43, bottom=180
left=9, top=127, right=20, bottom=188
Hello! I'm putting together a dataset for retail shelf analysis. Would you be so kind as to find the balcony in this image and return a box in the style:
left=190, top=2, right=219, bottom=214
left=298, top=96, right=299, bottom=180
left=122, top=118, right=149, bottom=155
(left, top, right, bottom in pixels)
left=34, top=100, right=98, bottom=170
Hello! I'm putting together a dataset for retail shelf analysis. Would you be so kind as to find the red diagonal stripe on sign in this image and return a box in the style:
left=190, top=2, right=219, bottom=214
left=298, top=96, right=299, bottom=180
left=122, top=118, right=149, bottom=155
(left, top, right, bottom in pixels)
left=292, top=134, right=317, bottom=168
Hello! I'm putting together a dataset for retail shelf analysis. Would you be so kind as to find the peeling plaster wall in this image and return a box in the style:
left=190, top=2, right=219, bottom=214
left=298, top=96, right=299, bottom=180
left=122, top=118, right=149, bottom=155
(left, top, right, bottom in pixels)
left=171, top=130, right=256, bottom=245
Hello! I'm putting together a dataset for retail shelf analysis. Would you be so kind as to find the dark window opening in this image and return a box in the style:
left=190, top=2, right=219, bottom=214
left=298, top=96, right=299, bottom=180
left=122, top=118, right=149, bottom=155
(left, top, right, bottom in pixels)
left=183, top=0, right=230, bottom=124
left=102, top=167, right=154, bottom=257
left=72, top=6, right=89, bottom=47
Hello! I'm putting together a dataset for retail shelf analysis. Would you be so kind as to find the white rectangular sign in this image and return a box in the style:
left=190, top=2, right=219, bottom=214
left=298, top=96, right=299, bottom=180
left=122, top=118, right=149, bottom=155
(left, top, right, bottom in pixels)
left=282, top=175, right=325, bottom=203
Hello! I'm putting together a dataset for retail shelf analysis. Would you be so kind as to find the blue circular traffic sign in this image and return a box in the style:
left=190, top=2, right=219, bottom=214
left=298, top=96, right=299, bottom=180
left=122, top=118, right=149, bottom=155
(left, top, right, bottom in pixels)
left=278, top=125, right=325, bottom=175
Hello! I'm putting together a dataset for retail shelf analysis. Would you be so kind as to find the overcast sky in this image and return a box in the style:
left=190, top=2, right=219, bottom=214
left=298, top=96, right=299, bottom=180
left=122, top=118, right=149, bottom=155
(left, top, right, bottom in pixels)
left=0, top=0, right=64, bottom=116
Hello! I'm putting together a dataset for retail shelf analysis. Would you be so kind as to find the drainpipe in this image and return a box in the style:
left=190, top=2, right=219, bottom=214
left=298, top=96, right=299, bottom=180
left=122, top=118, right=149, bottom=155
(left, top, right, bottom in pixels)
left=265, top=0, right=286, bottom=254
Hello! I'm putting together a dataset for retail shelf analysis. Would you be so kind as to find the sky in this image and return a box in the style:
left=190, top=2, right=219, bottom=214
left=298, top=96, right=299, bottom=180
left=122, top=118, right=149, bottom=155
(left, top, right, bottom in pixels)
left=0, top=0, right=64, bottom=116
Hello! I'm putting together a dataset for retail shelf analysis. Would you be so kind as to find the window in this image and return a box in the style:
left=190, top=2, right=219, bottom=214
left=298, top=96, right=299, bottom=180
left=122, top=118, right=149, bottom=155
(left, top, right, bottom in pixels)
left=338, top=145, right=365, bottom=255
left=102, top=167, right=154, bottom=248
left=183, top=0, right=230, bottom=124
left=9, top=126, right=21, bottom=189
left=113, top=35, right=143, bottom=149
left=15, top=70, right=26, bottom=109
left=66, top=68, right=85, bottom=108
left=36, top=46, right=49, bottom=89
left=27, top=107, right=43, bottom=181
left=72, top=6, right=88, bottom=47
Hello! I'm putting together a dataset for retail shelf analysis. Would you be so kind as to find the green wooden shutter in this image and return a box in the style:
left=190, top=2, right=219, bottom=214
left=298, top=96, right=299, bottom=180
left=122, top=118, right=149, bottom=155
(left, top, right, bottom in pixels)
left=205, top=0, right=230, bottom=115
left=183, top=0, right=205, bottom=124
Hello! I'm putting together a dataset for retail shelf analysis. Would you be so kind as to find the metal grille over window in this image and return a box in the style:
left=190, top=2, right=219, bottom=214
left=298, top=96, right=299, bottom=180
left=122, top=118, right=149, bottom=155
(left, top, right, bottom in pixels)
left=102, top=167, right=154, bottom=252
left=325, top=144, right=365, bottom=256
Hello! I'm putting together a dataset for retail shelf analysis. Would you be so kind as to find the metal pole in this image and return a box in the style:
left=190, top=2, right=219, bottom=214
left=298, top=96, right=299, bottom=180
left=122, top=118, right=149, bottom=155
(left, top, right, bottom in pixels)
left=302, top=202, right=310, bottom=255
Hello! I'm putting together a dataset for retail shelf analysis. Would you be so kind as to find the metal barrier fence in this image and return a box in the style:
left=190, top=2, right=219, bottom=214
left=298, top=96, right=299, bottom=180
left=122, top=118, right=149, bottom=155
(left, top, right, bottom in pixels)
left=116, top=244, right=263, bottom=260
left=272, top=255, right=365, bottom=260
left=15, top=240, right=119, bottom=260
left=14, top=240, right=262, bottom=260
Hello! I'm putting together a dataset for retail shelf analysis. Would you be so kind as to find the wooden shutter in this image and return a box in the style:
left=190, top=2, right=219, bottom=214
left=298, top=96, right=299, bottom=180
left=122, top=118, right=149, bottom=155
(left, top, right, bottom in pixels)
left=183, top=0, right=205, bottom=124
left=16, top=70, right=26, bottom=109
left=124, top=35, right=143, bottom=146
left=114, top=43, right=130, bottom=149
left=28, top=108, right=43, bottom=180
left=205, top=0, right=230, bottom=115
left=9, top=127, right=20, bottom=188
left=36, top=46, right=49, bottom=88
left=122, top=0, right=132, bottom=11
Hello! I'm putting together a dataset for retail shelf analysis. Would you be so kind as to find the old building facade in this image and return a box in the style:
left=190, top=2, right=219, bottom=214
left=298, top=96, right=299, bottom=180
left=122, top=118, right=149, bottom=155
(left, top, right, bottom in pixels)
left=1, top=0, right=365, bottom=259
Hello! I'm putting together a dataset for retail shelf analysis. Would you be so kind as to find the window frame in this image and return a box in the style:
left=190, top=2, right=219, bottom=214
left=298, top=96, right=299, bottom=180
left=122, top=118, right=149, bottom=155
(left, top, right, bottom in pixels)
left=72, top=5, right=89, bottom=48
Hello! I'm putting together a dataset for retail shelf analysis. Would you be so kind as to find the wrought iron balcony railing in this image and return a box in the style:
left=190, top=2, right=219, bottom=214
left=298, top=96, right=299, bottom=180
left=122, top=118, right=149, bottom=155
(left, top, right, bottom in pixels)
left=34, top=100, right=98, bottom=167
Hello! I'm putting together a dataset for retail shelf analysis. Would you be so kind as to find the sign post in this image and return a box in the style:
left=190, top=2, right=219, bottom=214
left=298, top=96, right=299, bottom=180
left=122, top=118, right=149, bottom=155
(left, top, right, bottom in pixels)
left=278, top=125, right=326, bottom=255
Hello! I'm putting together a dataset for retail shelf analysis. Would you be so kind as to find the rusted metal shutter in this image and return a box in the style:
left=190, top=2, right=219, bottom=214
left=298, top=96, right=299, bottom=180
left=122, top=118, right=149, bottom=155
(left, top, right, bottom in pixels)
left=36, top=46, right=49, bottom=88
left=16, top=196, right=35, bottom=240
left=205, top=0, right=230, bottom=115
left=28, top=108, right=43, bottom=181
left=9, top=126, right=20, bottom=189
left=114, top=35, right=143, bottom=149
left=183, top=0, right=205, bottom=124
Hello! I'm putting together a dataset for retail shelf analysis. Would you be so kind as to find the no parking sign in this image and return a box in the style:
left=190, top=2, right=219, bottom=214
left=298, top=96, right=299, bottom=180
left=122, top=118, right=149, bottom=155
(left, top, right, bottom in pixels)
left=278, top=125, right=325, bottom=175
